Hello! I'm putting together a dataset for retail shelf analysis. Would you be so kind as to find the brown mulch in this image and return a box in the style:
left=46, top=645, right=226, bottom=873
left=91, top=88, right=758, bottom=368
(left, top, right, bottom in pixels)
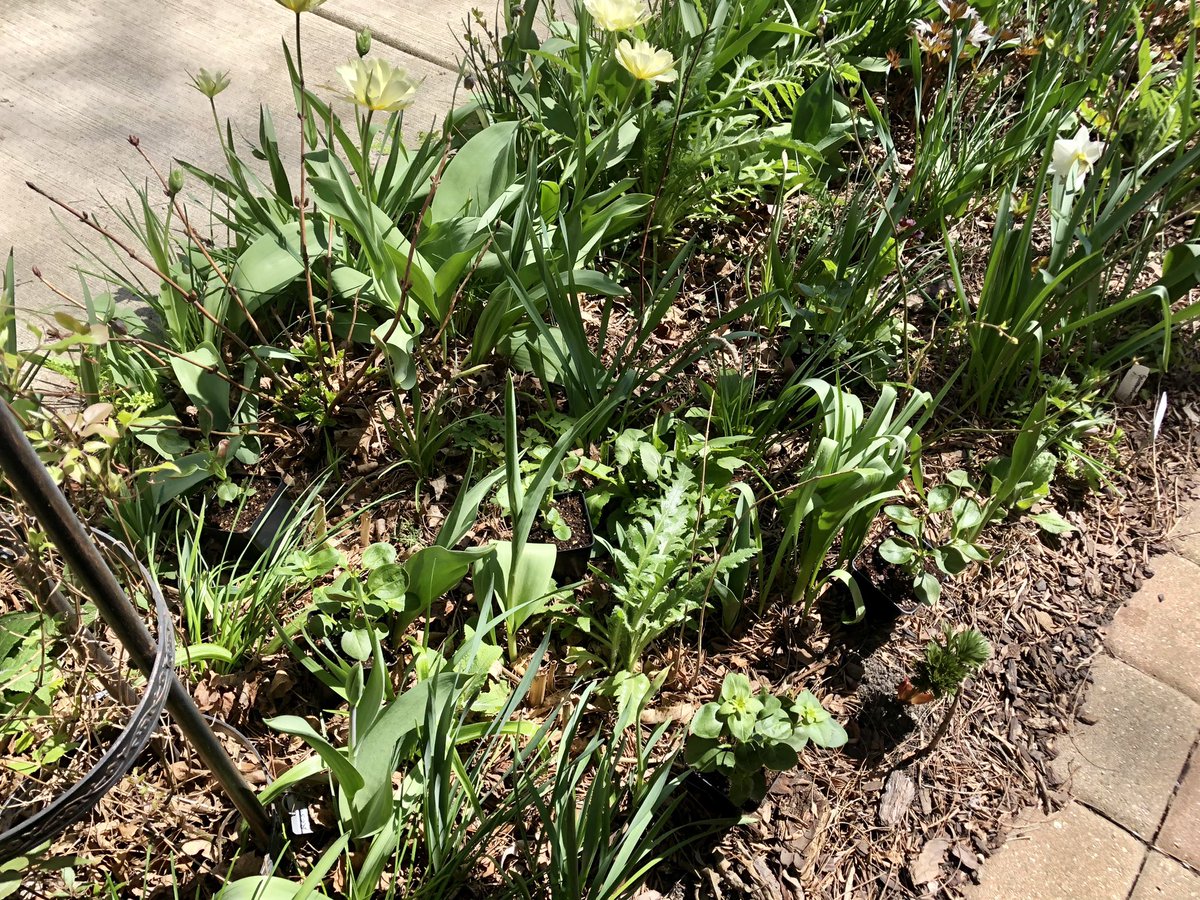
left=642, top=361, right=1200, bottom=899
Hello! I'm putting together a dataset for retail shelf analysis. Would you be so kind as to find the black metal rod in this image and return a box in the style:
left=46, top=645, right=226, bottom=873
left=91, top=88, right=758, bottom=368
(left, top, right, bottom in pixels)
left=0, top=396, right=274, bottom=848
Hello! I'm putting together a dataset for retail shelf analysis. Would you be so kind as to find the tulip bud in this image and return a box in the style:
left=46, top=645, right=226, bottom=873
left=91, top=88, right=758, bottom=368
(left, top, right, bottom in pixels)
left=167, top=169, right=185, bottom=198
left=190, top=68, right=231, bottom=99
left=356, top=27, right=372, bottom=57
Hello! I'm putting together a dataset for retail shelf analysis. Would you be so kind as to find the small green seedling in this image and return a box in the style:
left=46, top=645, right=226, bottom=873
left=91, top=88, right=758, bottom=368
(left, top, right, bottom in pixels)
left=686, top=673, right=847, bottom=805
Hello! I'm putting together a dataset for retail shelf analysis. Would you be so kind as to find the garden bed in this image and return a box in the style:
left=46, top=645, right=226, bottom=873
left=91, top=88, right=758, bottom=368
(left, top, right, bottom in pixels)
left=2, top=0, right=1199, bottom=896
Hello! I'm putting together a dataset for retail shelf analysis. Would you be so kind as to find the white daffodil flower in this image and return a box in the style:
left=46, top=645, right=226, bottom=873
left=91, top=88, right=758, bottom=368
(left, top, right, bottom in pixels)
left=937, top=0, right=979, bottom=20
left=616, top=39, right=678, bottom=83
left=336, top=59, right=421, bottom=112
left=1050, top=126, right=1106, bottom=181
left=584, top=0, right=651, bottom=32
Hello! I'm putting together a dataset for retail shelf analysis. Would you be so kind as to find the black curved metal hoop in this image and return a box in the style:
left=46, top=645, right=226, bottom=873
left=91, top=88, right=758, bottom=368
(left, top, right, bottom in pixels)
left=0, top=531, right=174, bottom=862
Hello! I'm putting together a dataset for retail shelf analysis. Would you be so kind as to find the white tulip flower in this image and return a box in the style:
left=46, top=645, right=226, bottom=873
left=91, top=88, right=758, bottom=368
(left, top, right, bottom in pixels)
left=336, top=58, right=421, bottom=112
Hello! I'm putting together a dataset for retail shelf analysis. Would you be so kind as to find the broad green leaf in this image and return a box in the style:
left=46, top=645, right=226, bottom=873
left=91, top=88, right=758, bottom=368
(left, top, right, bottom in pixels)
left=689, top=702, right=723, bottom=739
left=169, top=341, right=230, bottom=431
left=430, top=121, right=520, bottom=220
left=791, top=70, right=834, bottom=146
left=878, top=538, right=916, bottom=566
left=404, top=545, right=490, bottom=607
left=366, top=563, right=408, bottom=604
left=264, top=715, right=365, bottom=795
left=927, top=485, right=956, bottom=514
left=914, top=572, right=941, bottom=605
left=216, top=877, right=334, bottom=900
left=1029, top=510, right=1074, bottom=534
left=491, top=540, right=557, bottom=631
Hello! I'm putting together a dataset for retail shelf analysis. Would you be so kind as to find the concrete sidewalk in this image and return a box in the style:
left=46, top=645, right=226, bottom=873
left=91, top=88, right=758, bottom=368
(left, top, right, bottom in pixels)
left=0, top=0, right=478, bottom=320
left=967, top=500, right=1200, bottom=899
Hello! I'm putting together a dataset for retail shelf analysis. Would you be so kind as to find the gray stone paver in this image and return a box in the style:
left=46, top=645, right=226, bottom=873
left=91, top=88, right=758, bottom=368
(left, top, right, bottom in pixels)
left=965, top=802, right=1144, bottom=900
left=1054, top=653, right=1200, bottom=838
left=1107, top=553, right=1200, bottom=703
left=1158, top=753, right=1200, bottom=870
left=1132, top=852, right=1200, bottom=899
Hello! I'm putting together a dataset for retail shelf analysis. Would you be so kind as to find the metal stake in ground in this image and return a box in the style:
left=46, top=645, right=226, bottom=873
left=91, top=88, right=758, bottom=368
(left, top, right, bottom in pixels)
left=0, top=396, right=274, bottom=849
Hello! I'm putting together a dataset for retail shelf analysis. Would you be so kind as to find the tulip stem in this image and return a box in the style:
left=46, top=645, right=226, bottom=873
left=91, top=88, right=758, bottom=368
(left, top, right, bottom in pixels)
left=293, top=11, right=333, bottom=398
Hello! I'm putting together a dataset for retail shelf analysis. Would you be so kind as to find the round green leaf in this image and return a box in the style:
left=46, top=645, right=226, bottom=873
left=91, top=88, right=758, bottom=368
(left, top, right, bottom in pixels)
left=362, top=542, right=397, bottom=571
left=690, top=702, right=723, bottom=739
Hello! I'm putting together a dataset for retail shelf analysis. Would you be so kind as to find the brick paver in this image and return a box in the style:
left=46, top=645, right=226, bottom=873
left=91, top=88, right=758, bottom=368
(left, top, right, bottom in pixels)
left=1169, top=499, right=1200, bottom=567
left=975, top=538, right=1200, bottom=898
left=1108, top=553, right=1200, bottom=703
left=1157, top=752, right=1200, bottom=870
left=1054, top=654, right=1200, bottom=837
left=1130, top=851, right=1200, bottom=899
left=965, top=802, right=1144, bottom=900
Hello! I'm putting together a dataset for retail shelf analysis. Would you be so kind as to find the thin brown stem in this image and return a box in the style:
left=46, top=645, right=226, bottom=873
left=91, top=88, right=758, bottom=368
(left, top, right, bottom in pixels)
left=24, top=182, right=291, bottom=393
left=129, top=138, right=270, bottom=346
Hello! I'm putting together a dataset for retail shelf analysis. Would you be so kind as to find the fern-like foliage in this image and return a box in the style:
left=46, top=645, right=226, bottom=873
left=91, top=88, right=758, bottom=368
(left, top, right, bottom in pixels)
left=597, top=469, right=755, bottom=672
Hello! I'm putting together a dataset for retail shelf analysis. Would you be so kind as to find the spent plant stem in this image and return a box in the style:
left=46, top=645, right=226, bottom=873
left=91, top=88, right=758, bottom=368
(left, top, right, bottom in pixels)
left=24, top=182, right=292, bottom=393
left=127, top=137, right=271, bottom=348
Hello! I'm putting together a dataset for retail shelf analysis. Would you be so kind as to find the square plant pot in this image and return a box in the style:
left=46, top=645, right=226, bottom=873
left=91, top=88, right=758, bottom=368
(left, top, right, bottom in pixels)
left=548, top=491, right=596, bottom=583
left=203, top=479, right=296, bottom=563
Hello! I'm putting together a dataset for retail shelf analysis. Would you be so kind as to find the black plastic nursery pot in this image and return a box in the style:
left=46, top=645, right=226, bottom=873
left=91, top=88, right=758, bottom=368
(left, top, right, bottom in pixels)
left=850, top=535, right=930, bottom=621
left=203, top=479, right=296, bottom=562
left=549, top=490, right=596, bottom=583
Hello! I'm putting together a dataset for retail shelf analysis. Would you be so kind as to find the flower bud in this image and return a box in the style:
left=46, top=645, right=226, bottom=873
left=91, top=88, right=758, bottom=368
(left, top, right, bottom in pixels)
left=167, top=169, right=185, bottom=198
left=128, top=135, right=140, bottom=148
left=356, top=27, right=372, bottom=57
left=216, top=439, right=230, bottom=460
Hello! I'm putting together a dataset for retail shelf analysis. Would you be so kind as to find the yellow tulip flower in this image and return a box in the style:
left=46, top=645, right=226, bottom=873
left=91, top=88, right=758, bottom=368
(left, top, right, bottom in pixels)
left=616, top=39, right=677, bottom=83
left=336, top=58, right=421, bottom=112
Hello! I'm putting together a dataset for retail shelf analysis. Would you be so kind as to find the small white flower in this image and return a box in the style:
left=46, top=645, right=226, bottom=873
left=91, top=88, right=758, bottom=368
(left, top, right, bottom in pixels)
left=1050, top=126, right=1105, bottom=181
left=966, top=20, right=992, bottom=46
left=937, top=0, right=979, bottom=20
left=584, top=0, right=651, bottom=32
left=616, top=39, right=678, bottom=83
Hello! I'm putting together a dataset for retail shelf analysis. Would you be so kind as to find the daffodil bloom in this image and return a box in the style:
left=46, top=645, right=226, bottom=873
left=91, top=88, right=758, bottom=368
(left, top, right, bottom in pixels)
left=616, top=39, right=677, bottom=84
left=275, top=0, right=328, bottom=11
left=1050, top=126, right=1105, bottom=181
left=336, top=58, right=421, bottom=111
left=190, top=68, right=231, bottom=99
left=584, top=0, right=651, bottom=32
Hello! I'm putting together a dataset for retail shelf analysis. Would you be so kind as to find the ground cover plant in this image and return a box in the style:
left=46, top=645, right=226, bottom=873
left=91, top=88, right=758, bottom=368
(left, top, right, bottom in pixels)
left=1, top=0, right=1198, bottom=895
